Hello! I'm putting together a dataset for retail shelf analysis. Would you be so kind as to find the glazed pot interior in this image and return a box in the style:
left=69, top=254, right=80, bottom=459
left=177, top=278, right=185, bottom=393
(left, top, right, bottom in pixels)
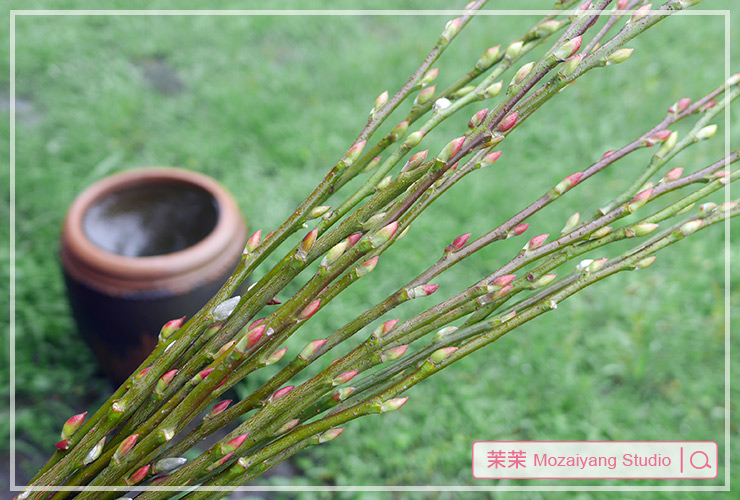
left=82, top=180, right=220, bottom=257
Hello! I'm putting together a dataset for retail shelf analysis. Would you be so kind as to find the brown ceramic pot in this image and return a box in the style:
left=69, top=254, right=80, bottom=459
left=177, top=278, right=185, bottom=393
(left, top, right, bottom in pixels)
left=60, top=167, right=247, bottom=384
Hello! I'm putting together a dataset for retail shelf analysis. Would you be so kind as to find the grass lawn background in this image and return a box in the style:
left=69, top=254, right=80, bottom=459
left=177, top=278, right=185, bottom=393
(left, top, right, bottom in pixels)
left=2, top=0, right=739, bottom=498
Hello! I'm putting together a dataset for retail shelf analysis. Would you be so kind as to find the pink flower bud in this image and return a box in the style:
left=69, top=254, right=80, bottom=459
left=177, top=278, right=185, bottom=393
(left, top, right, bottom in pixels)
left=407, top=284, right=439, bottom=299
left=248, top=318, right=265, bottom=330
left=524, top=233, right=549, bottom=251
left=480, top=151, right=502, bottom=168
left=374, top=90, right=389, bottom=113
left=554, top=172, right=583, bottom=194
left=438, top=136, right=466, bottom=163
left=415, top=85, right=436, bottom=106
left=319, top=427, right=345, bottom=443
left=190, top=367, right=214, bottom=385
left=430, top=346, right=458, bottom=364
left=373, top=319, right=400, bottom=338
left=236, top=324, right=266, bottom=354
left=112, top=434, right=138, bottom=463
left=158, top=317, right=185, bottom=342
left=345, top=140, right=366, bottom=165
left=497, top=112, right=518, bottom=132
left=468, top=108, right=488, bottom=128
left=380, top=345, right=409, bottom=363
left=370, top=221, right=399, bottom=247
left=207, top=400, right=232, bottom=419
left=347, top=233, right=363, bottom=247
left=402, top=150, right=429, bottom=172
left=357, top=256, right=379, bottom=277
left=441, top=17, right=462, bottom=40
left=126, top=464, right=151, bottom=485
left=271, top=386, right=295, bottom=402
left=380, top=397, right=409, bottom=413
left=421, top=68, right=439, bottom=86
left=299, top=339, right=327, bottom=360
left=511, top=223, right=529, bottom=236
left=61, top=412, right=87, bottom=440
left=668, top=97, right=691, bottom=114
left=298, top=229, right=318, bottom=259
left=300, top=299, right=321, bottom=320
left=700, top=99, right=716, bottom=112
left=663, top=167, right=683, bottom=182
left=630, top=4, right=651, bottom=22
left=265, top=347, right=288, bottom=366
left=492, top=274, right=516, bottom=287
left=221, top=433, right=249, bottom=454
left=246, top=230, right=262, bottom=252
left=155, top=370, right=178, bottom=395
left=628, top=188, right=653, bottom=212
left=333, top=370, right=359, bottom=385
left=446, top=233, right=471, bottom=253
left=331, top=387, right=355, bottom=402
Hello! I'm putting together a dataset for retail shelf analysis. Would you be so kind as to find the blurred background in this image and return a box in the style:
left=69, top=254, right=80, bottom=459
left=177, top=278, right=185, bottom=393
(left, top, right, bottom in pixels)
left=2, top=0, right=739, bottom=499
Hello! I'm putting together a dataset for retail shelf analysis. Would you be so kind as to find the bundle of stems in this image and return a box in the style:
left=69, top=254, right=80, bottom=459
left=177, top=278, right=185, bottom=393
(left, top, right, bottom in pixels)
left=20, top=0, right=737, bottom=498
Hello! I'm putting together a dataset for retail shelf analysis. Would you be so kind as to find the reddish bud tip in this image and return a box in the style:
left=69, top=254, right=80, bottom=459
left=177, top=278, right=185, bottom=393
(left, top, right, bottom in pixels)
left=402, top=149, right=429, bottom=172
left=300, top=299, right=321, bottom=320
left=407, top=284, right=439, bottom=299
left=446, top=233, right=471, bottom=252
left=524, top=234, right=549, bottom=251
left=267, top=297, right=281, bottom=305
left=265, top=347, right=288, bottom=366
left=155, top=370, right=178, bottom=394
left=669, top=97, right=691, bottom=114
left=208, top=400, right=232, bottom=418
left=380, top=396, right=409, bottom=413
left=54, top=439, right=70, bottom=451
left=112, top=434, right=139, bottom=463
left=370, top=221, right=399, bottom=247
left=347, top=232, right=363, bottom=247
left=248, top=317, right=266, bottom=329
left=497, top=112, right=518, bottom=132
left=345, top=140, right=367, bottom=164
left=373, top=319, right=400, bottom=338
left=602, top=150, right=617, bottom=159
left=380, top=345, right=409, bottom=362
left=159, top=317, right=185, bottom=341
left=221, top=433, right=249, bottom=455
left=480, top=151, right=502, bottom=168
left=61, top=412, right=87, bottom=440
left=246, top=230, right=262, bottom=252
left=299, top=339, right=327, bottom=360
left=492, top=274, right=516, bottom=287
left=333, top=370, right=359, bottom=385
left=136, top=367, right=150, bottom=379
left=663, top=167, right=683, bottom=182
left=299, top=229, right=318, bottom=258
left=272, top=386, right=295, bottom=402
left=357, top=256, right=379, bottom=277
left=555, top=171, right=583, bottom=194
left=700, top=99, right=717, bottom=111
left=126, top=464, right=151, bottom=485
left=468, top=108, right=489, bottom=128
left=651, top=130, right=673, bottom=141
left=511, top=223, right=529, bottom=236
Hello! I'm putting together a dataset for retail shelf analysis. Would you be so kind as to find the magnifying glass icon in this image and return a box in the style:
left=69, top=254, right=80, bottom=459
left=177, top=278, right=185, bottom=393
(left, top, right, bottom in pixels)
left=690, top=451, right=711, bottom=469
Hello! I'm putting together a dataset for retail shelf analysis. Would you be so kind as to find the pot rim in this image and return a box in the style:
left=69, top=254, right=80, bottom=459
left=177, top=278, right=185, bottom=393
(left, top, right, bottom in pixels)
left=61, top=167, right=246, bottom=291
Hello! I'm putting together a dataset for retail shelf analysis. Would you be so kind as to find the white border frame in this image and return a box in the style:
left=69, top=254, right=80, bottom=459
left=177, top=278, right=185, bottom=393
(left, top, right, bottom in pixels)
left=8, top=7, right=731, bottom=494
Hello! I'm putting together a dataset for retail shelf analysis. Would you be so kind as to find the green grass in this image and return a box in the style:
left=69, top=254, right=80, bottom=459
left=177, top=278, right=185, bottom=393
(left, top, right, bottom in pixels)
left=2, top=1, right=739, bottom=499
